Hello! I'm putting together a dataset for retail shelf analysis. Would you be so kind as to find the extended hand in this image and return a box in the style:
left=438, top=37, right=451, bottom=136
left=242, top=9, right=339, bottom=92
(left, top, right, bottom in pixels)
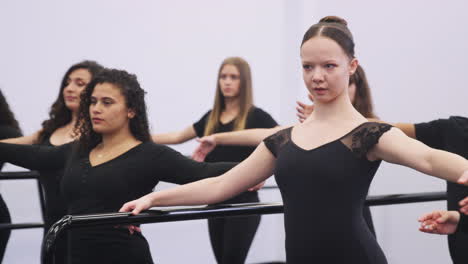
left=296, top=94, right=314, bottom=123
left=192, top=136, right=216, bottom=162
left=418, top=210, right=460, bottom=235
left=457, top=170, right=468, bottom=186
left=459, top=196, right=468, bottom=215
left=119, top=195, right=154, bottom=215
left=117, top=196, right=152, bottom=234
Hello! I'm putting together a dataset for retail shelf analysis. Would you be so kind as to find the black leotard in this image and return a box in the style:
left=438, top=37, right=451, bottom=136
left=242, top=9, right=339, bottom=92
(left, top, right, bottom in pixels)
left=263, top=122, right=391, bottom=263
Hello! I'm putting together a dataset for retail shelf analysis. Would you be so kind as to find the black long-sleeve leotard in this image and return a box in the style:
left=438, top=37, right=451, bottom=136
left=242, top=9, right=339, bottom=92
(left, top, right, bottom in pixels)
left=0, top=141, right=234, bottom=264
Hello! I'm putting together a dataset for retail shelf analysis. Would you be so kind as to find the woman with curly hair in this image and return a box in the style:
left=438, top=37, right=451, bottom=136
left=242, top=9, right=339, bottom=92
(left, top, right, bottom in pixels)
left=0, top=89, right=22, bottom=262
left=1, top=60, right=103, bottom=262
left=0, top=68, right=236, bottom=263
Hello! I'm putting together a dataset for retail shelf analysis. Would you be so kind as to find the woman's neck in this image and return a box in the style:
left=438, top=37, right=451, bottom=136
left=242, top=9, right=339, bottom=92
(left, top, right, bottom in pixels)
left=308, top=92, right=362, bottom=122
left=223, top=97, right=240, bottom=114
left=100, top=127, right=138, bottom=149
left=69, top=111, right=79, bottom=128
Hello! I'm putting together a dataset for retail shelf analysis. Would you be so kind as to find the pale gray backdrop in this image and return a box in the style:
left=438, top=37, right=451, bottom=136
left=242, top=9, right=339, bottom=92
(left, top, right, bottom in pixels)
left=0, top=0, right=467, bottom=263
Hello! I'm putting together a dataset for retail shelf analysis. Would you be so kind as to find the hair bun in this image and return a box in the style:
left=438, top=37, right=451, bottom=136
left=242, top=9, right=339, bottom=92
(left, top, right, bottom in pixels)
left=319, top=16, right=348, bottom=26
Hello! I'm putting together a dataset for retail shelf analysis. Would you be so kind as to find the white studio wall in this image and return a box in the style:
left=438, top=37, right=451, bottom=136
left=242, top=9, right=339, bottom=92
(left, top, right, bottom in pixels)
left=0, top=0, right=467, bottom=263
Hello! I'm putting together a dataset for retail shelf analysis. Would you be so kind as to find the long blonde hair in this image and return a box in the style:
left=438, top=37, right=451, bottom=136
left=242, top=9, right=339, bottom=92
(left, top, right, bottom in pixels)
left=204, top=57, right=254, bottom=136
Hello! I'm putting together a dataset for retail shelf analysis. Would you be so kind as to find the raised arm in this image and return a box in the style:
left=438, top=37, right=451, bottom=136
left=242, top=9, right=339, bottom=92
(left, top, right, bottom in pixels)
left=120, top=143, right=276, bottom=214
left=371, top=127, right=468, bottom=183
left=151, top=125, right=197, bottom=145
left=0, top=142, right=72, bottom=171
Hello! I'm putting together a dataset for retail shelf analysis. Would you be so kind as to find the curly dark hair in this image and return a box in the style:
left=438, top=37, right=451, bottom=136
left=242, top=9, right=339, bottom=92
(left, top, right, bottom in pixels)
left=0, top=89, right=21, bottom=132
left=37, top=60, right=104, bottom=143
left=76, top=68, right=151, bottom=153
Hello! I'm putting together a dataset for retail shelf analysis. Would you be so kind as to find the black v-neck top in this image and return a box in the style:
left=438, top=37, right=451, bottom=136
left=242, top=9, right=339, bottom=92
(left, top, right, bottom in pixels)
left=0, top=141, right=234, bottom=214
left=193, top=107, right=278, bottom=163
left=0, top=141, right=235, bottom=263
left=263, top=122, right=392, bottom=264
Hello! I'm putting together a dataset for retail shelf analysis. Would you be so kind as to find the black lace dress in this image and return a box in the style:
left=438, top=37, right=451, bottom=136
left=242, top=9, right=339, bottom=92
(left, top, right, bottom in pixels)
left=263, top=122, right=392, bottom=263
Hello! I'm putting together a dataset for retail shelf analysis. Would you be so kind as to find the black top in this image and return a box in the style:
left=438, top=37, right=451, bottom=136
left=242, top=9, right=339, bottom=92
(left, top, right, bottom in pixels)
left=458, top=214, right=468, bottom=234
left=0, top=141, right=234, bottom=264
left=36, top=136, right=68, bottom=231
left=0, top=125, right=21, bottom=170
left=193, top=107, right=278, bottom=163
left=414, top=116, right=468, bottom=211
left=194, top=107, right=277, bottom=204
left=263, top=122, right=392, bottom=263
left=415, top=116, right=468, bottom=262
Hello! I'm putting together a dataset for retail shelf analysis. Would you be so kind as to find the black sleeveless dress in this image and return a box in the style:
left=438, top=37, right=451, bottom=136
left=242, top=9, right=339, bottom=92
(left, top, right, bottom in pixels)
left=263, top=122, right=391, bottom=263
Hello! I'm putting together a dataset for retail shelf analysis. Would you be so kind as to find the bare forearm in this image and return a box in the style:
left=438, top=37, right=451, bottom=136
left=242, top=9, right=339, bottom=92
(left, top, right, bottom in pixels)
left=150, top=176, right=230, bottom=206
left=214, top=126, right=283, bottom=146
left=426, top=149, right=468, bottom=183
left=393, top=123, right=416, bottom=139
left=152, top=126, right=196, bottom=145
left=152, top=133, right=181, bottom=145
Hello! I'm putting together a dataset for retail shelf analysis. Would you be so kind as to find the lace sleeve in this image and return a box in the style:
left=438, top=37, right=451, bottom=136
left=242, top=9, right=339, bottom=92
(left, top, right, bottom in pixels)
left=341, top=123, right=392, bottom=158
left=263, top=127, right=292, bottom=157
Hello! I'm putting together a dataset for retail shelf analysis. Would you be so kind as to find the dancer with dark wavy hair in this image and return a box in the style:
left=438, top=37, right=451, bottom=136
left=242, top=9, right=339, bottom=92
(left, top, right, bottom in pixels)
left=0, top=89, right=22, bottom=262
left=0, top=68, right=238, bottom=264
left=1, top=60, right=103, bottom=262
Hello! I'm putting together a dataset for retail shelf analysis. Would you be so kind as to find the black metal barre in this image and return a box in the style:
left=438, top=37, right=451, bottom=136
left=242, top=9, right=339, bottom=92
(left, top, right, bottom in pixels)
left=41, top=191, right=447, bottom=264
left=0, top=223, right=44, bottom=230
left=0, top=171, right=41, bottom=180
left=0, top=171, right=47, bottom=230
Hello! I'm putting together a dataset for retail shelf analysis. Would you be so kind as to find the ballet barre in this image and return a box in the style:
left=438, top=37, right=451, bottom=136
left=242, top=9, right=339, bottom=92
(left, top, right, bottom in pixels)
left=0, top=171, right=46, bottom=230
left=41, top=191, right=446, bottom=264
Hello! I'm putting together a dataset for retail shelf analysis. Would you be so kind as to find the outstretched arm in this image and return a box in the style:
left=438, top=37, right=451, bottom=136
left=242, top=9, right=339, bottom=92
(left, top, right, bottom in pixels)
left=206, top=127, right=284, bottom=146
left=191, top=126, right=284, bottom=161
left=371, top=127, right=468, bottom=183
left=151, top=125, right=197, bottom=145
left=120, top=143, right=276, bottom=214
left=393, top=123, right=416, bottom=139
left=0, top=142, right=71, bottom=171
left=0, top=130, right=40, bottom=145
